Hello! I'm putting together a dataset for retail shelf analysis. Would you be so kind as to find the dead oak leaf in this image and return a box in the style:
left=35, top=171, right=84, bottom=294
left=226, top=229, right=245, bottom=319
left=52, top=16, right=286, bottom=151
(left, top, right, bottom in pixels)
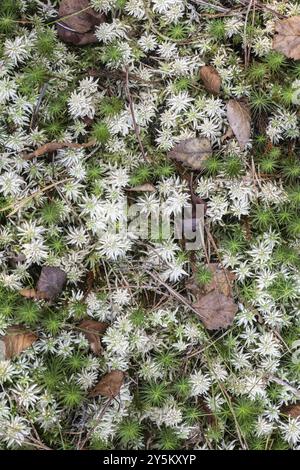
left=193, top=291, right=238, bottom=331
left=57, top=0, right=105, bottom=45
left=79, top=319, right=108, bottom=355
left=1, top=326, right=38, bottom=359
left=273, top=16, right=300, bottom=60
left=36, top=266, right=67, bottom=301
left=88, top=370, right=124, bottom=398
left=281, top=403, right=300, bottom=419
left=200, top=65, right=222, bottom=95
left=168, top=137, right=212, bottom=170
left=226, top=100, right=251, bottom=151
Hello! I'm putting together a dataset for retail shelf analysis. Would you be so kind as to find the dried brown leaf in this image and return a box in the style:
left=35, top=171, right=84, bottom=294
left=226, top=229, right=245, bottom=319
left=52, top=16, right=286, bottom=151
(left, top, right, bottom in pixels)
left=127, top=183, right=156, bottom=192
left=2, top=326, right=38, bottom=359
left=36, top=266, right=67, bottom=301
left=273, top=16, right=300, bottom=59
left=193, top=290, right=238, bottom=330
left=200, top=65, right=222, bottom=95
left=226, top=100, right=251, bottom=150
left=186, top=264, right=235, bottom=299
left=57, top=0, right=105, bottom=45
left=168, top=137, right=212, bottom=170
left=79, top=319, right=108, bottom=355
left=204, top=263, right=236, bottom=297
left=281, top=403, right=300, bottom=419
left=88, top=370, right=124, bottom=398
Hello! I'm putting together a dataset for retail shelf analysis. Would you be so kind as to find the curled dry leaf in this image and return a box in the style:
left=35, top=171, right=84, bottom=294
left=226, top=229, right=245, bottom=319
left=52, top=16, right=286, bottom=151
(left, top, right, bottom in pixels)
left=36, top=266, right=67, bottom=301
left=168, top=137, right=212, bottom=170
left=273, top=16, right=300, bottom=60
left=88, top=370, right=124, bottom=398
left=79, top=319, right=108, bottom=355
left=193, top=290, right=238, bottom=330
left=1, top=326, right=38, bottom=359
left=200, top=65, right=222, bottom=95
left=57, top=0, right=105, bottom=45
left=226, top=100, right=251, bottom=150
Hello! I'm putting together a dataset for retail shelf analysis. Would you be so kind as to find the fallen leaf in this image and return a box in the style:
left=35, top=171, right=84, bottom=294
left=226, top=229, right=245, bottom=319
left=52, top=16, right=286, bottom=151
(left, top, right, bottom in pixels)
left=273, top=16, right=300, bottom=59
left=204, top=264, right=236, bottom=297
left=226, top=100, right=251, bottom=150
left=88, top=370, right=124, bottom=398
left=36, top=266, right=67, bottom=301
left=2, top=326, right=38, bottom=359
left=186, top=264, right=235, bottom=299
left=193, top=290, right=238, bottom=330
left=57, top=0, right=105, bottom=45
left=127, top=183, right=156, bottom=192
left=200, top=65, right=222, bottom=95
left=281, top=403, right=300, bottom=418
left=168, top=138, right=212, bottom=170
left=79, top=319, right=108, bottom=355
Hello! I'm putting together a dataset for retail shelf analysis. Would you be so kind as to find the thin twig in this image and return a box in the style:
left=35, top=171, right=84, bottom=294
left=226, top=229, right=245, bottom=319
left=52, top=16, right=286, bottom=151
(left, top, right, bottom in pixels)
left=30, top=83, right=48, bottom=130
left=22, top=140, right=96, bottom=161
left=192, top=0, right=232, bottom=12
left=145, top=269, right=206, bottom=320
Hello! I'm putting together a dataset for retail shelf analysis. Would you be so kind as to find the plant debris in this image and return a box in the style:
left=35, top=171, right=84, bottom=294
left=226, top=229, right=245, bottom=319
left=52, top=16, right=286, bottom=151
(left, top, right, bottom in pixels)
left=187, top=263, right=236, bottom=298
left=1, top=326, right=38, bottom=359
left=57, top=0, right=105, bottom=45
left=226, top=100, right=251, bottom=150
left=79, top=319, right=108, bottom=355
left=168, top=137, right=212, bottom=170
left=193, top=291, right=238, bottom=330
left=36, top=266, right=67, bottom=301
left=88, top=370, right=124, bottom=398
left=200, top=65, right=222, bottom=95
left=273, top=16, right=300, bottom=59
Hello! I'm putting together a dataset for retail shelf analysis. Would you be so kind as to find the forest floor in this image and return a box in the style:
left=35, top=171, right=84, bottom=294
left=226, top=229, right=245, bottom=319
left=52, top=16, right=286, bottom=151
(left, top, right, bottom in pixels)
left=0, top=0, right=300, bottom=451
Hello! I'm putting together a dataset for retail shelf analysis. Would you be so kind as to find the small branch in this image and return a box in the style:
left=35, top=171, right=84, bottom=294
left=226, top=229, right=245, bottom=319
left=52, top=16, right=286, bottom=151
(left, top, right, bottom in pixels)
left=191, top=0, right=232, bottom=12
left=145, top=269, right=206, bottom=320
left=30, top=83, right=48, bottom=130
left=22, top=140, right=96, bottom=161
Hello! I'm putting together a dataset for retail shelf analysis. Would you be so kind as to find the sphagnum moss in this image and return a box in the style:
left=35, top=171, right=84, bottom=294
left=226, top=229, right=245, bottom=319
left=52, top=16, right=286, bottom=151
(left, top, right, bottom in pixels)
left=0, top=0, right=299, bottom=451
